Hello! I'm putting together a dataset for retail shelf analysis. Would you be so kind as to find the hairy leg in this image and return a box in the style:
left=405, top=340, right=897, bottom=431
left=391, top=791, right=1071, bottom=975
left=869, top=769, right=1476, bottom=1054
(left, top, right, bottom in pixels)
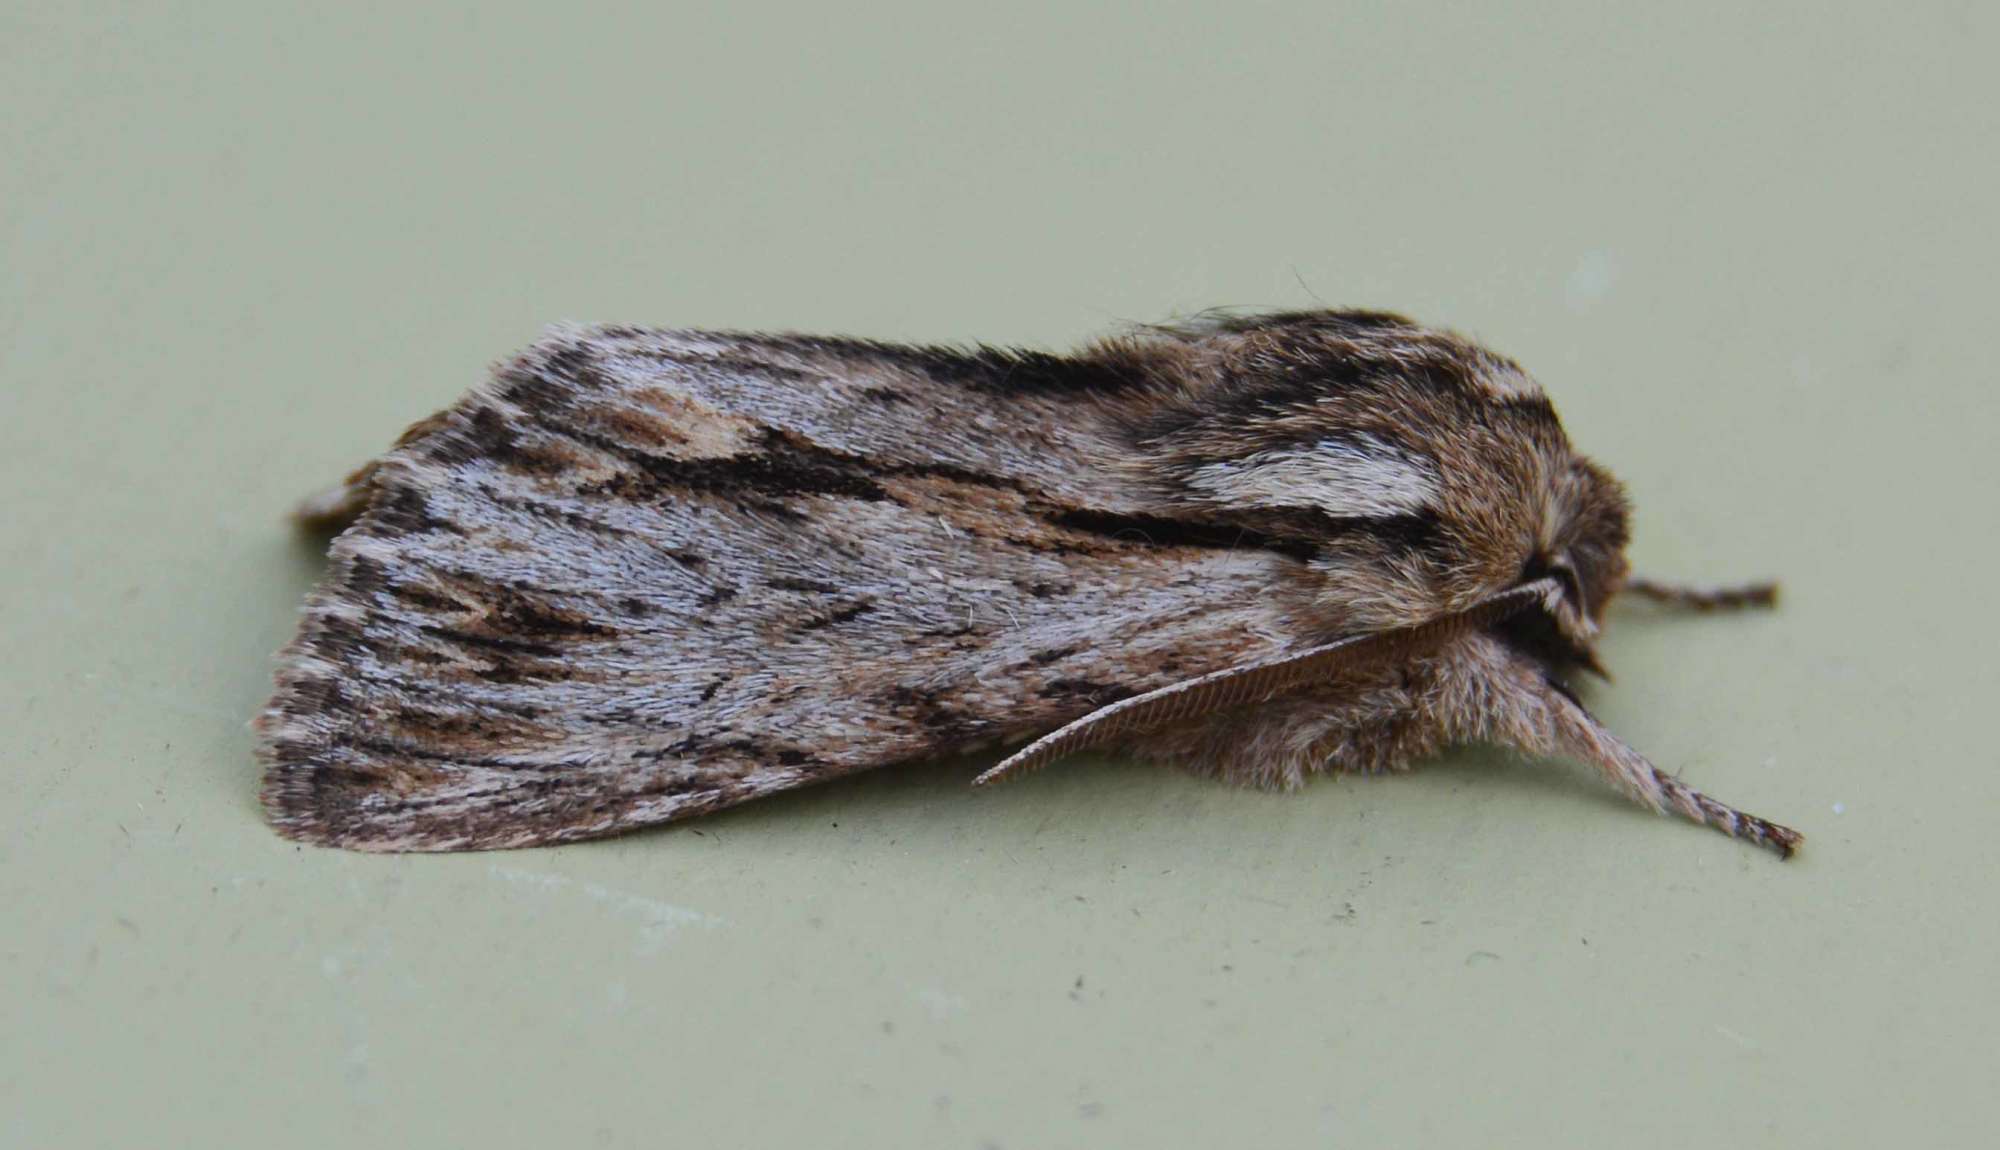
left=292, top=462, right=377, bottom=533
left=1115, top=634, right=1801, bottom=858
left=1114, top=667, right=1447, bottom=791
left=1544, top=696, right=1802, bottom=856
left=1443, top=636, right=1801, bottom=857
left=291, top=412, right=456, bottom=535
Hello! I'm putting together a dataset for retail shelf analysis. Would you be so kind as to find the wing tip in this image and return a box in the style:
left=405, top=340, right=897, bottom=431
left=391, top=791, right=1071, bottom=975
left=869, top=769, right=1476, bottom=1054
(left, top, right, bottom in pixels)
left=253, top=704, right=387, bottom=852
left=256, top=745, right=491, bottom=854
left=254, top=651, right=480, bottom=854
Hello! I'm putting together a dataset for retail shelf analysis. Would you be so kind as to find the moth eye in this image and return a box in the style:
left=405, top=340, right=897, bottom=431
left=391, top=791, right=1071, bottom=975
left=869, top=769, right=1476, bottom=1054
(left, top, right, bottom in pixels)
left=1551, top=554, right=1586, bottom=610
left=1521, top=551, right=1586, bottom=611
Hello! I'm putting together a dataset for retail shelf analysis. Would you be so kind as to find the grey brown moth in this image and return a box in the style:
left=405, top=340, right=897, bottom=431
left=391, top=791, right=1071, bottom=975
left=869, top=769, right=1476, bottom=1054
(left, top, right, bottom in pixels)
left=258, top=310, right=1800, bottom=856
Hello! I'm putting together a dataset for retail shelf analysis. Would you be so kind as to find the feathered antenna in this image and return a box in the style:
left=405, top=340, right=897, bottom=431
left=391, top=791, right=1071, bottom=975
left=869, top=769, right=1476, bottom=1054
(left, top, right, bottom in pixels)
left=974, top=578, right=1562, bottom=787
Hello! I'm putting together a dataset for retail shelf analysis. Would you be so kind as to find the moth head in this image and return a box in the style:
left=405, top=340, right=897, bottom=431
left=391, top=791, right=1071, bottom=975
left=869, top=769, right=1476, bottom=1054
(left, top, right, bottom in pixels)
left=1505, top=455, right=1631, bottom=673
left=1113, top=309, right=1633, bottom=665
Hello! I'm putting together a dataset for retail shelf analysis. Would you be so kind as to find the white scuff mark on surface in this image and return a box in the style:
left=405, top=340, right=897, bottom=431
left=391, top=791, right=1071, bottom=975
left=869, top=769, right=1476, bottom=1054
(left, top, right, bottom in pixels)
left=1715, top=1024, right=1758, bottom=1051
left=344, top=1042, right=370, bottom=1086
left=490, top=864, right=721, bottom=953
left=916, top=988, right=967, bottom=1021
left=490, top=865, right=567, bottom=894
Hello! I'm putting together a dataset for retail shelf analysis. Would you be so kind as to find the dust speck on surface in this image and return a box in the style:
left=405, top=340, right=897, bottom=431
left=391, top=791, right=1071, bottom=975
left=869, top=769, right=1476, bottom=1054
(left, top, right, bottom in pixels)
left=915, top=987, right=966, bottom=1021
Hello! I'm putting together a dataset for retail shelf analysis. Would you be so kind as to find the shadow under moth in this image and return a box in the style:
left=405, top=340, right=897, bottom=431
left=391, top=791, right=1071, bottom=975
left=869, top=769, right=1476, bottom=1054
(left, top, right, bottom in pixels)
left=258, top=310, right=1801, bottom=857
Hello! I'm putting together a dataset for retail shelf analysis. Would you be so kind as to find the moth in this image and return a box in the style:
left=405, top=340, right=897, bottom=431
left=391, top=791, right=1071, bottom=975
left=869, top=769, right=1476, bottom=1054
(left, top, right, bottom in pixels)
left=258, top=310, right=1801, bottom=857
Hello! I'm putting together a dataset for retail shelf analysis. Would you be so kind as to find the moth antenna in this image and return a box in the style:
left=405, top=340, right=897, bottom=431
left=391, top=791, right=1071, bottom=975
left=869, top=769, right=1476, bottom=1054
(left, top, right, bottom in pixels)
left=1622, top=577, right=1779, bottom=611
left=972, top=578, right=1563, bottom=788
left=1543, top=689, right=1802, bottom=859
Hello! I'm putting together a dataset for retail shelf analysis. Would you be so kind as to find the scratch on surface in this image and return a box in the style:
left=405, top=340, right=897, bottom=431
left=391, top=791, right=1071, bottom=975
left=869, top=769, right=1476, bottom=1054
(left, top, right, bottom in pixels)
left=490, top=864, right=721, bottom=952
left=1715, top=1024, right=1758, bottom=1051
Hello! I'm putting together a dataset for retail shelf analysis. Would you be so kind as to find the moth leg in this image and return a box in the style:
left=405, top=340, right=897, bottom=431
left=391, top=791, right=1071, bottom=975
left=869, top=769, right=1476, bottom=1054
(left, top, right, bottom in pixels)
left=1396, top=636, right=1804, bottom=857
left=1487, top=666, right=1802, bottom=858
left=1622, top=577, right=1778, bottom=611
left=1114, top=687, right=1445, bottom=792
left=1086, top=638, right=1802, bottom=858
left=292, top=461, right=378, bottom=534
left=291, top=411, right=454, bottom=534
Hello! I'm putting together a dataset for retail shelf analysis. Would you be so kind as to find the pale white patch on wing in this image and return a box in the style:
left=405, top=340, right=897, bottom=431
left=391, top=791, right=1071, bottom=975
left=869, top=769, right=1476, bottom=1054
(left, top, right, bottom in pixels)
left=1479, top=364, right=1543, bottom=400
left=1185, top=434, right=1439, bottom=518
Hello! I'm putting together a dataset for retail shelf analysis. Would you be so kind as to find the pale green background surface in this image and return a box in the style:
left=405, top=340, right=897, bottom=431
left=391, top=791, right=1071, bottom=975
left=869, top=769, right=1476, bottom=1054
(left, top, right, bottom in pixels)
left=6, top=2, right=1997, bottom=1146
